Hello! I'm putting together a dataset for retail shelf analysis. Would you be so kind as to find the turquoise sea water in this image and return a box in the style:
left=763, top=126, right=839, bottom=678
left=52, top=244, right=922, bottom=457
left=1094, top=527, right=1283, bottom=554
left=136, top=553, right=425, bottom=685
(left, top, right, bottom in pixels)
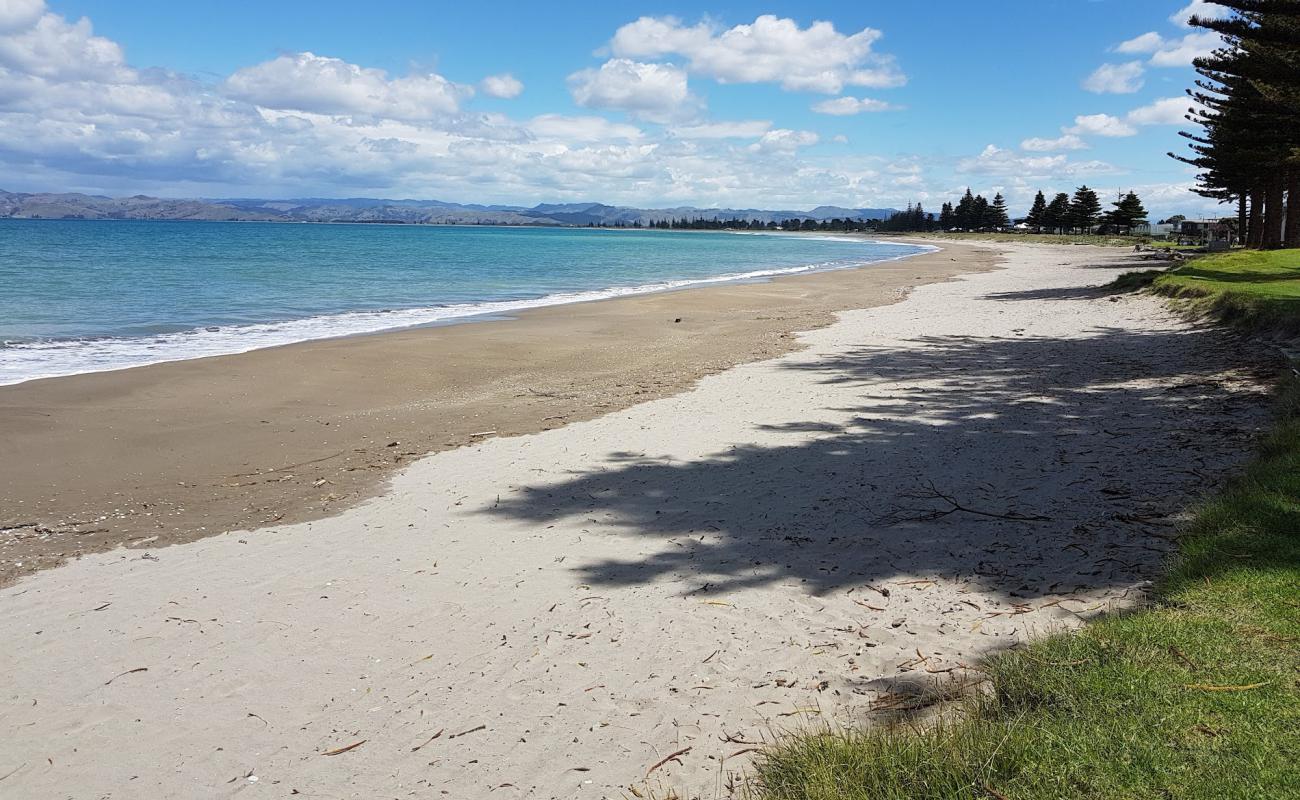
left=0, top=220, right=930, bottom=385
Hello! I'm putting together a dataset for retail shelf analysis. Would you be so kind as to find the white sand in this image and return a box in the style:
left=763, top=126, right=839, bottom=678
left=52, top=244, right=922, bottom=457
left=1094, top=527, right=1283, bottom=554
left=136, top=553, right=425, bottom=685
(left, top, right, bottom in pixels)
left=0, top=243, right=1270, bottom=799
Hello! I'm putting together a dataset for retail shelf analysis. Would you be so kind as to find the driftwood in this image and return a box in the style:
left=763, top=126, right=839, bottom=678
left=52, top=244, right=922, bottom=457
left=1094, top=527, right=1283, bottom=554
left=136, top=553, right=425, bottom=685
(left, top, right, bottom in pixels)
left=875, top=481, right=1052, bottom=525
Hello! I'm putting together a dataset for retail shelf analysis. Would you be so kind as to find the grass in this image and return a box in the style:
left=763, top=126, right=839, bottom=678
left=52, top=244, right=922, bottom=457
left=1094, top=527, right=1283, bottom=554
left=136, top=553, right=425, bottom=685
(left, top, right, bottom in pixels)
left=748, top=256, right=1300, bottom=800
left=1146, top=249, right=1300, bottom=336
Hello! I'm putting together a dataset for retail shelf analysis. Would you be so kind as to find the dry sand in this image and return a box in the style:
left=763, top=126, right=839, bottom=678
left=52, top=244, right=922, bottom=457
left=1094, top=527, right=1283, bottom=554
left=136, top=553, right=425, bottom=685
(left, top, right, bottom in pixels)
left=0, top=242, right=1273, bottom=799
left=0, top=241, right=993, bottom=587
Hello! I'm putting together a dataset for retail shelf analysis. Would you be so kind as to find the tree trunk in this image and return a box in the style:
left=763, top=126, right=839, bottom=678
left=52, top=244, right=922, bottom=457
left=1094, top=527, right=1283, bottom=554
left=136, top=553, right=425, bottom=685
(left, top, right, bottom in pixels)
left=1264, top=173, right=1286, bottom=249
left=1237, top=194, right=1247, bottom=247
left=1248, top=186, right=1265, bottom=248
left=1286, top=170, right=1300, bottom=249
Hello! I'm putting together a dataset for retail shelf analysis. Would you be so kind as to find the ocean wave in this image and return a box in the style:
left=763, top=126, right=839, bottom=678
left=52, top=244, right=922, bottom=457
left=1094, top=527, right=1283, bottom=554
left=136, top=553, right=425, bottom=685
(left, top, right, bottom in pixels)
left=0, top=242, right=935, bottom=386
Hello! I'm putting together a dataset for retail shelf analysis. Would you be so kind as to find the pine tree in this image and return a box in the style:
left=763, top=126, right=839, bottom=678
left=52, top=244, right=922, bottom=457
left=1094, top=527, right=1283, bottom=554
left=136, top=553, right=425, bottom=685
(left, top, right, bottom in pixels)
left=1172, top=2, right=1300, bottom=247
left=989, top=193, right=1011, bottom=229
left=971, top=194, right=990, bottom=230
left=1068, top=186, right=1103, bottom=233
left=1043, top=193, right=1071, bottom=233
left=954, top=188, right=976, bottom=230
left=1026, top=191, right=1048, bottom=231
left=1105, top=191, right=1149, bottom=234
left=939, top=202, right=954, bottom=230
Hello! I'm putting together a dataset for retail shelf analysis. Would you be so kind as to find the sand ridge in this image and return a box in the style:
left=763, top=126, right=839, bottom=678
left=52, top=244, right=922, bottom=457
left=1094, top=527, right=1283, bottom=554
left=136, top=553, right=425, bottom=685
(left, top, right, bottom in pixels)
left=0, top=242, right=1272, bottom=798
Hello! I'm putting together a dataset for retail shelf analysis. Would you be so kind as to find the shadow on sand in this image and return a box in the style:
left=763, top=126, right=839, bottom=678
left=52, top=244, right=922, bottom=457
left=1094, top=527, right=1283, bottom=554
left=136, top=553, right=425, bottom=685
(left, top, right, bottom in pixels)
left=486, top=321, right=1270, bottom=604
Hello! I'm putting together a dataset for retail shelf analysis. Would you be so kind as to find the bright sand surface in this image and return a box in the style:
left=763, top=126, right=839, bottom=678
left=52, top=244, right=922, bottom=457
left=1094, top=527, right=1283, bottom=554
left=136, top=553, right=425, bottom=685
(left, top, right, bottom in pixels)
left=0, top=242, right=1272, bottom=798
left=0, top=240, right=984, bottom=586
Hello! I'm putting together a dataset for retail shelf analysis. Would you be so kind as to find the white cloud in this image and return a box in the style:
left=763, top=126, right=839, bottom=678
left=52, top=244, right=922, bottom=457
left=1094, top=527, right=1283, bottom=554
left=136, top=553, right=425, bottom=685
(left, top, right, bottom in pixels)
left=0, top=6, right=130, bottom=81
left=1111, top=30, right=1220, bottom=67
left=0, top=0, right=45, bottom=35
left=749, top=128, right=819, bottom=153
left=0, top=2, right=1208, bottom=214
left=1066, top=113, right=1138, bottom=137
left=1148, top=30, right=1221, bottom=66
left=609, top=14, right=904, bottom=94
left=810, top=95, right=898, bottom=115
left=957, top=145, right=1115, bottom=178
left=1116, top=32, right=1165, bottom=54
left=668, top=120, right=772, bottom=139
left=567, top=58, right=698, bottom=123
left=480, top=73, right=523, bottom=99
left=1082, top=61, right=1145, bottom=94
left=223, top=52, right=470, bottom=120
left=1020, top=134, right=1088, bottom=152
left=527, top=114, right=642, bottom=142
left=1127, top=96, right=1196, bottom=125
left=1170, top=1, right=1229, bottom=28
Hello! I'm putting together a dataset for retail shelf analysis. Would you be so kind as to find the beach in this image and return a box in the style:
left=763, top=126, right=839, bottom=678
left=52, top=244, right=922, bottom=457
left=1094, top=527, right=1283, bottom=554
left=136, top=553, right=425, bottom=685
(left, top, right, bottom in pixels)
left=0, top=239, right=987, bottom=586
left=0, top=241, right=1272, bottom=798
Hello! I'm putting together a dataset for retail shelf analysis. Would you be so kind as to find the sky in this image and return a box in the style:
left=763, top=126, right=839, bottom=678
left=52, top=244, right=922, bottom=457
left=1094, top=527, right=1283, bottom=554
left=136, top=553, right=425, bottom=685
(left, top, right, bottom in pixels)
left=0, top=0, right=1234, bottom=216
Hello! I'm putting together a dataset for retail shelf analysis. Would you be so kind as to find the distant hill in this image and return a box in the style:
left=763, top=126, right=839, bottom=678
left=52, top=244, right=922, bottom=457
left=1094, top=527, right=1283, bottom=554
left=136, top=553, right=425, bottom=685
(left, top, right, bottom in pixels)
left=0, top=189, right=897, bottom=227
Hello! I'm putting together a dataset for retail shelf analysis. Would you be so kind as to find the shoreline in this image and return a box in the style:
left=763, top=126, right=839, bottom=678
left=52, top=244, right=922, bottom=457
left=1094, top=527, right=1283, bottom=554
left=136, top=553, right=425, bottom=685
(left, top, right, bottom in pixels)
left=0, top=240, right=993, bottom=585
left=0, top=234, right=934, bottom=388
left=0, top=241, right=1270, bottom=798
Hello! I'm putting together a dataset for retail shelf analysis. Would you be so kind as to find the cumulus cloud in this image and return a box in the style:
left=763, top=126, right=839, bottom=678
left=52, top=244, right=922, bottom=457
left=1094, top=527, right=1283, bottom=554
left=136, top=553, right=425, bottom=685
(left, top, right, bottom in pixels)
left=527, top=114, right=642, bottom=142
left=1115, top=32, right=1165, bottom=54
left=567, top=58, right=698, bottom=123
left=222, top=52, right=470, bottom=120
left=0, top=0, right=45, bottom=35
left=749, top=129, right=819, bottom=153
left=1066, top=113, right=1138, bottom=137
left=480, top=73, right=523, bottom=99
left=1020, top=134, right=1088, bottom=152
left=810, top=96, right=898, bottom=115
left=0, top=5, right=131, bottom=81
left=1112, top=30, right=1221, bottom=67
left=957, top=145, right=1115, bottom=178
left=0, top=4, right=887, bottom=207
left=1170, top=1, right=1229, bottom=27
left=1127, top=96, right=1197, bottom=125
left=0, top=2, right=1203, bottom=214
left=609, top=14, right=904, bottom=94
left=668, top=120, right=771, bottom=139
left=1082, top=61, right=1145, bottom=94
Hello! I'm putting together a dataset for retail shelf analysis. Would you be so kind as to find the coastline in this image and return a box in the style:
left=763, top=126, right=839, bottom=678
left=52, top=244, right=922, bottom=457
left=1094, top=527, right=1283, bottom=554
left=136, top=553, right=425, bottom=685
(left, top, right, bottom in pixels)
left=0, top=241, right=1268, bottom=798
left=0, top=227, right=929, bottom=387
left=0, top=240, right=993, bottom=585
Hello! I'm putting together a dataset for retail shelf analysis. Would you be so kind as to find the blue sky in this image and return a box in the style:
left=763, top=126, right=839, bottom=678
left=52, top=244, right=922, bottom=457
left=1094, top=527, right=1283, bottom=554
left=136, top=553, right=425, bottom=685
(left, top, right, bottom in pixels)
left=0, top=0, right=1231, bottom=216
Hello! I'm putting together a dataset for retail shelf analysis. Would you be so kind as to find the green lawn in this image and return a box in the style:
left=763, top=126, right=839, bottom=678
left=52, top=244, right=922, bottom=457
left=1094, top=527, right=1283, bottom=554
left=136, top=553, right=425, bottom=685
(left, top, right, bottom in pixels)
left=1150, top=249, right=1300, bottom=334
left=748, top=252, right=1300, bottom=800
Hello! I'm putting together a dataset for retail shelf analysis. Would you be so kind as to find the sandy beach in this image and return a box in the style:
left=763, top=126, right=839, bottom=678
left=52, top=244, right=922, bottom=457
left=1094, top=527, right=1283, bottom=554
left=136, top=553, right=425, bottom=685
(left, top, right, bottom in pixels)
left=0, top=240, right=991, bottom=587
left=0, top=242, right=1273, bottom=799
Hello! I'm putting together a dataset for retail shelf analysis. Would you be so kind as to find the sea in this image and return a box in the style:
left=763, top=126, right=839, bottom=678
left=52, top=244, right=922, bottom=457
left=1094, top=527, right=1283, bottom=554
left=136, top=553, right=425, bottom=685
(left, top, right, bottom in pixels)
left=0, top=220, right=932, bottom=385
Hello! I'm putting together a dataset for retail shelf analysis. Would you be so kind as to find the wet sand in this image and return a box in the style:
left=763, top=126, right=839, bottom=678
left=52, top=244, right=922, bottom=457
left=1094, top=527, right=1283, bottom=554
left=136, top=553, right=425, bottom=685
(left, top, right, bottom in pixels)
left=0, top=240, right=995, bottom=585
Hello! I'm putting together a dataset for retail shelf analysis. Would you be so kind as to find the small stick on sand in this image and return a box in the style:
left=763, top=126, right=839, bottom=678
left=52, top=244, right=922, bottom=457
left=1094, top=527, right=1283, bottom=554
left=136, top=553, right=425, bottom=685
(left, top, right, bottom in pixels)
left=103, top=667, right=147, bottom=686
left=645, top=746, right=691, bottom=776
left=321, top=740, right=366, bottom=756
left=410, top=730, right=444, bottom=751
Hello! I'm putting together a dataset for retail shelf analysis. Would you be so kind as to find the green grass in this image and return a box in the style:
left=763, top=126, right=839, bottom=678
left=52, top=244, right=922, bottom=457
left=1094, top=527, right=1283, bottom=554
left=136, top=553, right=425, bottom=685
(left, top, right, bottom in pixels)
left=749, top=263, right=1300, bottom=799
left=1147, top=249, right=1300, bottom=335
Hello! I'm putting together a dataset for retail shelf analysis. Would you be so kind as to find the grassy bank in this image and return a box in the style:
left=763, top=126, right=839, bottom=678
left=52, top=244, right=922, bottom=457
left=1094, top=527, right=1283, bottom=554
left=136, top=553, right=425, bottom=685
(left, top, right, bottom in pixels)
left=1149, top=249, right=1300, bottom=335
left=749, top=253, right=1300, bottom=800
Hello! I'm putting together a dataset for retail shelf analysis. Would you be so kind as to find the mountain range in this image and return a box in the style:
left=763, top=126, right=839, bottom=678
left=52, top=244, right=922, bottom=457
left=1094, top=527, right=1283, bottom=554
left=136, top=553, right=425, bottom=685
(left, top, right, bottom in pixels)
left=0, top=189, right=897, bottom=227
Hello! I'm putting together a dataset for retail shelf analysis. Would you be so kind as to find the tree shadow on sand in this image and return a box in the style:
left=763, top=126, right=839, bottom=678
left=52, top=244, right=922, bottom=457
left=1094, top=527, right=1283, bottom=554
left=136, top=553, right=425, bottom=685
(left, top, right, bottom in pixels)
left=484, top=326, right=1272, bottom=603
